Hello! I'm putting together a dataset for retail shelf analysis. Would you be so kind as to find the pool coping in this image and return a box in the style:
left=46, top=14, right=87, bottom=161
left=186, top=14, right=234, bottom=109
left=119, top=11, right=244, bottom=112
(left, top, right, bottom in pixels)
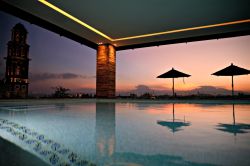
left=0, top=98, right=250, bottom=105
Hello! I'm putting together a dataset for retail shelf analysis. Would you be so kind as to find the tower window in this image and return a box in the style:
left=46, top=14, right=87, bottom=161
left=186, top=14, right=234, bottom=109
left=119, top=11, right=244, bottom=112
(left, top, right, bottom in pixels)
left=21, top=85, right=26, bottom=90
left=15, top=33, right=20, bottom=42
left=21, top=48, right=24, bottom=56
left=16, top=67, right=20, bottom=75
left=16, top=49, right=20, bottom=57
left=8, top=48, right=12, bottom=56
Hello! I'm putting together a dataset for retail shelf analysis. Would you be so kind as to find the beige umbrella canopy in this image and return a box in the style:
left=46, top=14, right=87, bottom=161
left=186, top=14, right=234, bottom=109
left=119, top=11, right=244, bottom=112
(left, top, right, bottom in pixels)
left=157, top=68, right=191, bottom=97
left=212, top=63, right=250, bottom=97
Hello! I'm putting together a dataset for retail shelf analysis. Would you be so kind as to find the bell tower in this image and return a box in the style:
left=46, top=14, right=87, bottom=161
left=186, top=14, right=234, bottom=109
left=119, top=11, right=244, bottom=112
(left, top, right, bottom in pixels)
left=4, top=23, right=30, bottom=98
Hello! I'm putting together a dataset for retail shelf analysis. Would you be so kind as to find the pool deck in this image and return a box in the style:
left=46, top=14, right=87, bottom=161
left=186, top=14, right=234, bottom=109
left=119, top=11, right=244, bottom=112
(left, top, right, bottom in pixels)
left=0, top=137, right=49, bottom=166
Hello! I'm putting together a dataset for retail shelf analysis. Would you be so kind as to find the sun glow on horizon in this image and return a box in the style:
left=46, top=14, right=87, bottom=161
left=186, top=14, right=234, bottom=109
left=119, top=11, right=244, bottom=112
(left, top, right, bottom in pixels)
left=117, top=36, right=250, bottom=93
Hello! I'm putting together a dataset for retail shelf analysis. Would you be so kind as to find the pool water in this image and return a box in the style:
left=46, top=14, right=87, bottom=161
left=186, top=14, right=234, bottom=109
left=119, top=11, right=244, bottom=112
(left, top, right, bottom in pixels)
left=0, top=100, right=250, bottom=166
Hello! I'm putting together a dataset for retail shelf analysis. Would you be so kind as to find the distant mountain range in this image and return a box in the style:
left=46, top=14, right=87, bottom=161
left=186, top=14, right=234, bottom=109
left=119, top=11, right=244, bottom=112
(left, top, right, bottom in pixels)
left=49, top=85, right=249, bottom=96
left=116, top=85, right=249, bottom=96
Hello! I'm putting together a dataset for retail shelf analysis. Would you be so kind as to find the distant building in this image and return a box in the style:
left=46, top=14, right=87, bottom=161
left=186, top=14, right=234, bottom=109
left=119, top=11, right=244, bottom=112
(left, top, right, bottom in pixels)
left=4, top=23, right=30, bottom=98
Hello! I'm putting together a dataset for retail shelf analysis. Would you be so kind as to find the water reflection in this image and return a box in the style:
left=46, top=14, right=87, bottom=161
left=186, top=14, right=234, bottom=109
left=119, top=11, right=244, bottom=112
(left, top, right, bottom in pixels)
left=94, top=103, right=218, bottom=166
left=157, top=103, right=191, bottom=133
left=1, top=104, right=29, bottom=117
left=113, top=152, right=218, bottom=166
left=54, top=103, right=67, bottom=111
left=95, top=102, right=116, bottom=165
left=216, top=104, right=250, bottom=136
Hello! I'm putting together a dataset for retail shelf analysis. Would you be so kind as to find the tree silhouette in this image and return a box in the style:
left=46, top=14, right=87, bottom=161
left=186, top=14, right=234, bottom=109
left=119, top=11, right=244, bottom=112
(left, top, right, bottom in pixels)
left=52, top=86, right=70, bottom=98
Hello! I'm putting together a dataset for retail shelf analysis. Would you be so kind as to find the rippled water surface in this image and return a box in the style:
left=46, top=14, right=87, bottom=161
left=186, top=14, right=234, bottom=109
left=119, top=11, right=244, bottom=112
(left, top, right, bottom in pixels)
left=0, top=100, right=250, bottom=166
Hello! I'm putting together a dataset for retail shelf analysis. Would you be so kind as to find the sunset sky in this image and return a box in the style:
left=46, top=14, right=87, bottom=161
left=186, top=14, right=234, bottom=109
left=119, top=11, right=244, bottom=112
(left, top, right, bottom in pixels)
left=0, top=11, right=249, bottom=95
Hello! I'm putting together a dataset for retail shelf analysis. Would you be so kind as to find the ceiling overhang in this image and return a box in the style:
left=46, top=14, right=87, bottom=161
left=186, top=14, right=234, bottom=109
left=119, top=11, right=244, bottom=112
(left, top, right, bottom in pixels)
left=1, top=0, right=250, bottom=51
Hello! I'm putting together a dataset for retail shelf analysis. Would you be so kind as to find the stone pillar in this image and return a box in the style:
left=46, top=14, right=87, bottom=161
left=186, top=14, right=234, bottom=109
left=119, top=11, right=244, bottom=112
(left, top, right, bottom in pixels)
left=96, top=44, right=116, bottom=98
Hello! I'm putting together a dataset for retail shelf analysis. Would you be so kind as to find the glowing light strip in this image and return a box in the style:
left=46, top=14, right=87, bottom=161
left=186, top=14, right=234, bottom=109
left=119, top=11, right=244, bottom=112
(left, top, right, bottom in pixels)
left=38, top=0, right=250, bottom=42
left=38, top=0, right=112, bottom=40
left=114, top=19, right=250, bottom=41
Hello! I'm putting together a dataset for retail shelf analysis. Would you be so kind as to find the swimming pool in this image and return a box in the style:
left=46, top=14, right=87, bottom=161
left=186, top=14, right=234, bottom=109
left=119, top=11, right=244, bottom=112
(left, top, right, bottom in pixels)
left=0, top=99, right=250, bottom=166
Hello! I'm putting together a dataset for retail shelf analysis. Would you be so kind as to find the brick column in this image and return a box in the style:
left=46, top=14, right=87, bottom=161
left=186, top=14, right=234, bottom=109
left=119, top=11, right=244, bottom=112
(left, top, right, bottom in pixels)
left=96, top=44, right=116, bottom=98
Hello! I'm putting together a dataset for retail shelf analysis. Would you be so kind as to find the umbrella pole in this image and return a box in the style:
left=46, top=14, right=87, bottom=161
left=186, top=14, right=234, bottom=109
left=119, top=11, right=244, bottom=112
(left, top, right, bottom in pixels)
left=232, top=75, right=234, bottom=97
left=173, top=103, right=175, bottom=122
left=233, top=104, right=235, bottom=125
left=172, top=77, right=175, bottom=97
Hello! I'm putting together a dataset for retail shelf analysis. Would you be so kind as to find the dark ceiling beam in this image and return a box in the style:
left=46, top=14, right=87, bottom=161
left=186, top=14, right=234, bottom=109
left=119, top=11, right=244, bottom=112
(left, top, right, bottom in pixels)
left=0, top=0, right=98, bottom=50
left=116, top=30, right=250, bottom=51
left=1, top=1, right=249, bottom=52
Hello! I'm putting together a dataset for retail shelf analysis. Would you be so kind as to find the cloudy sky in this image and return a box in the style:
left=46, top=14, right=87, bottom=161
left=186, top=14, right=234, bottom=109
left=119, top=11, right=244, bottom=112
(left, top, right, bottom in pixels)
left=0, top=11, right=249, bottom=95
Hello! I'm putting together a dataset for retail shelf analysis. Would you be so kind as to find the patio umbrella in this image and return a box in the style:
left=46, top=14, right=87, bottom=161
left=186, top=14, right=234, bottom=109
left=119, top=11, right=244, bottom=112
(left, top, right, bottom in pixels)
left=157, top=104, right=190, bottom=133
left=212, top=63, right=250, bottom=97
left=157, top=68, right=191, bottom=97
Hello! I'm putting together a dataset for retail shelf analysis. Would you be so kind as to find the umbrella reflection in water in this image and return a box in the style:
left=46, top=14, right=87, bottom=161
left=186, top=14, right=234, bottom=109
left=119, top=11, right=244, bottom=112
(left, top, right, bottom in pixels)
left=216, top=104, right=250, bottom=136
left=157, top=104, right=190, bottom=133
